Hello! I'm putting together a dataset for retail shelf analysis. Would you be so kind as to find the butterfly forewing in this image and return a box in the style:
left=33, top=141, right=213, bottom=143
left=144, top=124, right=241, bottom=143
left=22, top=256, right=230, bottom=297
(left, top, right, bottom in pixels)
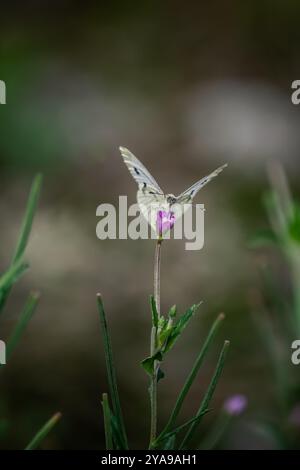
left=119, top=147, right=163, bottom=194
left=176, top=163, right=228, bottom=204
left=120, top=146, right=167, bottom=231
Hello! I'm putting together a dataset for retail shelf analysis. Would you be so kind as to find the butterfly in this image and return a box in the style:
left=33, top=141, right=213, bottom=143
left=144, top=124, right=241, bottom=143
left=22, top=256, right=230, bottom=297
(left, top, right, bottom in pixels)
left=120, top=146, right=227, bottom=236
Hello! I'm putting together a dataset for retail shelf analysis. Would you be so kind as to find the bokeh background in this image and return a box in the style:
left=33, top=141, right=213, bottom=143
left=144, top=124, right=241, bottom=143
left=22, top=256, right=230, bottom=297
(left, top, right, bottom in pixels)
left=1, top=0, right=300, bottom=449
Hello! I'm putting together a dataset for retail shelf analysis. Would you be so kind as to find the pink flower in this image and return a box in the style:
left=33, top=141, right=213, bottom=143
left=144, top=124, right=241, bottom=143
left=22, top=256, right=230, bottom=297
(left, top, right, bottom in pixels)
left=223, top=394, right=248, bottom=416
left=156, top=210, right=175, bottom=238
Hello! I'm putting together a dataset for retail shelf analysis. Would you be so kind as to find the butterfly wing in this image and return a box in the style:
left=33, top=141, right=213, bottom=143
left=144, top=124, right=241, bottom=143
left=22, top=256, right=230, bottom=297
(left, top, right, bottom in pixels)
left=176, top=163, right=228, bottom=205
left=137, top=191, right=168, bottom=233
left=120, top=146, right=166, bottom=232
left=119, top=146, right=163, bottom=194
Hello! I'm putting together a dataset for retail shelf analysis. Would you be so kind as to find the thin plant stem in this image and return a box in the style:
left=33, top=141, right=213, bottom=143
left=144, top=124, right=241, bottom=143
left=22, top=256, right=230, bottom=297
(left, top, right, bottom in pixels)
left=149, top=238, right=162, bottom=447
left=154, top=239, right=162, bottom=314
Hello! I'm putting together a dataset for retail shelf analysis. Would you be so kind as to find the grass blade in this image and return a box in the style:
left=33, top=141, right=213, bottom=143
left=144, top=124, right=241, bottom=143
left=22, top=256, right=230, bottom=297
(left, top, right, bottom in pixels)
left=156, top=410, right=210, bottom=448
left=6, top=291, right=40, bottom=360
left=179, top=340, right=230, bottom=449
left=97, top=293, right=128, bottom=450
left=25, top=412, right=61, bottom=450
left=0, top=174, right=42, bottom=313
left=160, top=313, right=225, bottom=438
left=102, top=393, right=114, bottom=450
left=12, top=173, right=42, bottom=264
left=0, top=260, right=29, bottom=292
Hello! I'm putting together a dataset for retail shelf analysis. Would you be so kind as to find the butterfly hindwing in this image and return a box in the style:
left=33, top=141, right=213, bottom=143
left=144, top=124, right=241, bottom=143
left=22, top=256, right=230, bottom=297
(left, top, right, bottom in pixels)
left=137, top=190, right=167, bottom=232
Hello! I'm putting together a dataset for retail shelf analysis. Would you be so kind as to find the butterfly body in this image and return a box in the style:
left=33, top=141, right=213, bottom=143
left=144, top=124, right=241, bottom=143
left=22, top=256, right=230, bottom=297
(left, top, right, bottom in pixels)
left=166, top=194, right=177, bottom=205
left=119, top=146, right=227, bottom=234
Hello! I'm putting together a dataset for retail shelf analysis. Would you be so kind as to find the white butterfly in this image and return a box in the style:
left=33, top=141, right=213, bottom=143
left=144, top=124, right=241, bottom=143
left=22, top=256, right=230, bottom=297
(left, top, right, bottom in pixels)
left=120, top=146, right=227, bottom=236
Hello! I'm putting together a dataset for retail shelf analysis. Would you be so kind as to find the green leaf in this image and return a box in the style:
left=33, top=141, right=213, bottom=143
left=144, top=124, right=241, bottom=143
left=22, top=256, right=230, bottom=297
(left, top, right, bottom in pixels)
left=150, top=295, right=159, bottom=328
left=153, top=410, right=210, bottom=449
left=0, top=260, right=29, bottom=292
left=110, top=414, right=126, bottom=450
left=165, top=411, right=209, bottom=440
left=158, top=321, right=173, bottom=346
left=25, top=412, right=61, bottom=450
left=164, top=302, right=202, bottom=354
left=0, top=174, right=42, bottom=313
left=6, top=291, right=40, bottom=360
left=180, top=340, right=230, bottom=449
left=101, top=393, right=113, bottom=450
left=162, top=434, right=176, bottom=450
left=288, top=203, right=300, bottom=243
left=168, top=305, right=177, bottom=319
left=142, top=302, right=203, bottom=378
left=141, top=350, right=163, bottom=376
left=97, top=294, right=128, bottom=450
left=160, top=313, right=225, bottom=438
left=12, top=174, right=43, bottom=265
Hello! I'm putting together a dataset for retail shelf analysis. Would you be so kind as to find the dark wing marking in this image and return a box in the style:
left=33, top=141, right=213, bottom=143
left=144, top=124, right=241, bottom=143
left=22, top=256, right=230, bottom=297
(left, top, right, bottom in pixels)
left=120, top=146, right=163, bottom=194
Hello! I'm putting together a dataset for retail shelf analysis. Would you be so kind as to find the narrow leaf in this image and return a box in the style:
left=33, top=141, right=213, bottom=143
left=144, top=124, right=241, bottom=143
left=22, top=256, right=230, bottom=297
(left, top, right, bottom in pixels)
left=97, top=294, right=128, bottom=450
left=141, top=351, right=163, bottom=376
left=164, top=302, right=202, bottom=353
left=168, top=305, right=177, bottom=319
left=0, top=174, right=42, bottom=313
left=25, top=412, right=61, bottom=450
left=102, top=393, right=113, bottom=450
left=153, top=410, right=210, bottom=449
left=164, top=410, right=209, bottom=441
left=180, top=340, right=230, bottom=449
left=110, top=414, right=126, bottom=450
left=161, top=313, right=225, bottom=437
left=12, top=174, right=42, bottom=264
left=6, top=291, right=40, bottom=360
left=162, top=435, right=176, bottom=450
left=0, top=260, right=29, bottom=292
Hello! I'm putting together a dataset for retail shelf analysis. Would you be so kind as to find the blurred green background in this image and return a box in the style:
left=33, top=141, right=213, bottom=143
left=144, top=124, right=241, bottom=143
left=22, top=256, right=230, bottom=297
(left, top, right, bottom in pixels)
left=1, top=0, right=300, bottom=449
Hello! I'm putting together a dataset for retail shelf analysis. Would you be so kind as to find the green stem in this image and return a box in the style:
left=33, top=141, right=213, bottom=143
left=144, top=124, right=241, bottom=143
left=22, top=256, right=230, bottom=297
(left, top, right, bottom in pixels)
left=154, top=239, right=162, bottom=314
left=149, top=239, right=162, bottom=447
